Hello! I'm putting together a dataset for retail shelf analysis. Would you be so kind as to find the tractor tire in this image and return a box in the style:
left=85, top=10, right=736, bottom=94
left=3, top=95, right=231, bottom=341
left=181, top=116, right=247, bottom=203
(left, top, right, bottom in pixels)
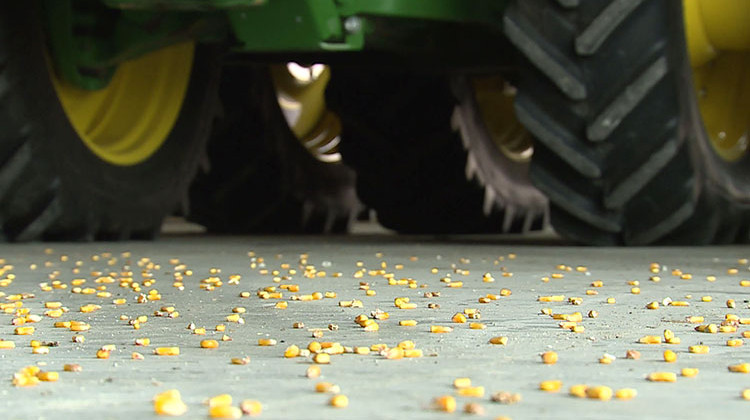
left=0, top=3, right=221, bottom=241
left=505, top=0, right=750, bottom=245
left=187, top=65, right=360, bottom=234
left=326, top=69, right=547, bottom=234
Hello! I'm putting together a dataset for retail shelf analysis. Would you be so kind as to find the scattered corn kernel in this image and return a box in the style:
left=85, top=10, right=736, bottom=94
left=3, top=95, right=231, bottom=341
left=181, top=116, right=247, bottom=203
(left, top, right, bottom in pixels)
left=586, top=386, right=612, bottom=401
left=201, top=340, right=219, bottom=349
left=569, top=384, right=587, bottom=398
left=153, top=389, right=188, bottom=416
left=663, top=350, right=677, bottom=363
left=329, top=394, right=348, bottom=408
left=399, top=320, right=417, bottom=327
left=647, top=372, right=677, bottom=382
left=430, top=325, right=453, bottom=334
left=539, top=380, right=562, bottom=392
left=240, top=400, right=262, bottom=416
left=541, top=351, right=558, bottom=365
left=209, top=405, right=242, bottom=419
left=729, top=363, right=750, bottom=373
left=453, top=377, right=472, bottom=389
left=314, top=353, right=331, bottom=364
left=258, top=339, right=277, bottom=346
left=681, top=368, right=699, bottom=377
left=457, top=386, right=485, bottom=398
left=489, top=336, right=508, bottom=345
left=432, top=395, right=456, bottom=413
left=154, top=347, right=180, bottom=356
left=728, top=339, right=744, bottom=347
left=689, top=345, right=709, bottom=354
left=638, top=335, right=661, bottom=344
left=615, top=388, right=637, bottom=400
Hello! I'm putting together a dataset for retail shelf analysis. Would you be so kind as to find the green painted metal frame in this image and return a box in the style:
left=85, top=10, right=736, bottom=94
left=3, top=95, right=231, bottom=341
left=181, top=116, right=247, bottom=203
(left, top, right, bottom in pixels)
left=46, top=0, right=506, bottom=89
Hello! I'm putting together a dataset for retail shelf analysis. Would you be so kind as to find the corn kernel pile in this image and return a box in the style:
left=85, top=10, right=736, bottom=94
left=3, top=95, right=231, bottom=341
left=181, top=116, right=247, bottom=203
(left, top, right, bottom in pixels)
left=0, top=244, right=750, bottom=418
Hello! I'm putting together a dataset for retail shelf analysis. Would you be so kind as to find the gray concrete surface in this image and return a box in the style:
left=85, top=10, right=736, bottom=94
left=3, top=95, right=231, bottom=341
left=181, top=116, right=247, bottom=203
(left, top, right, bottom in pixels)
left=1, top=233, right=749, bottom=419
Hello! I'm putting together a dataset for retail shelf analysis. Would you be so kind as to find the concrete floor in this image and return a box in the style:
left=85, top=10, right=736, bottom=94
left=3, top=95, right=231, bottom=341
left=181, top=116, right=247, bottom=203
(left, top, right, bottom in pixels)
left=1, top=232, right=749, bottom=419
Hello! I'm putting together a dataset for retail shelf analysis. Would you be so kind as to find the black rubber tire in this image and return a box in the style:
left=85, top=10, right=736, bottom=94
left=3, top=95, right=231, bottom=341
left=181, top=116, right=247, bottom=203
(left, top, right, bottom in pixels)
left=326, top=69, right=547, bottom=234
left=505, top=0, right=750, bottom=245
left=0, top=3, right=222, bottom=241
left=187, top=65, right=360, bottom=234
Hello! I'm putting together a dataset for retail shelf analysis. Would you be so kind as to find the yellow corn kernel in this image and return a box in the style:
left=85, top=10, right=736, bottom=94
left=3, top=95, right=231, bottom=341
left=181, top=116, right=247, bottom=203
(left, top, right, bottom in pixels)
left=230, top=356, right=250, bottom=365
left=681, top=368, right=699, bottom=377
left=132, top=352, right=145, bottom=360
left=240, top=400, right=262, bottom=416
left=646, top=301, right=659, bottom=310
left=258, top=339, right=277, bottom=346
left=306, top=365, right=321, bottom=378
left=226, top=314, right=241, bottom=323
left=728, top=339, right=744, bottom=347
left=539, top=380, right=562, bottom=392
left=457, top=386, right=485, bottom=398
left=209, top=405, right=242, bottom=419
left=154, top=390, right=188, bottom=416
left=44, top=309, right=63, bottom=318
left=647, top=372, right=677, bottom=382
left=630, top=287, right=640, bottom=295
left=70, top=323, right=90, bottom=332
left=729, top=363, right=750, bottom=373
left=663, top=329, right=674, bottom=341
left=669, top=301, right=689, bottom=307
left=689, top=345, right=709, bottom=354
left=404, top=349, right=423, bottom=358
left=538, top=295, right=565, bottom=302
left=638, top=335, right=661, bottom=344
left=32, top=346, right=49, bottom=355
left=314, top=353, right=331, bottom=364
left=541, top=351, right=558, bottom=365
left=430, top=325, right=453, bottom=334
left=284, top=345, right=301, bottom=358
left=274, top=301, right=288, bottom=309
left=14, top=326, right=34, bottom=335
left=34, top=371, right=58, bottom=382
left=0, top=340, right=15, bottom=349
left=469, top=322, right=486, bottom=330
left=686, top=316, right=704, bottom=323
left=96, top=349, right=110, bottom=359
left=154, top=347, right=180, bottom=356
left=207, top=394, right=232, bottom=407
left=432, top=395, right=457, bottom=413
left=134, top=338, right=150, bottom=346
left=720, top=325, right=737, bottom=333
left=727, top=299, right=736, bottom=308
left=569, top=384, right=588, bottom=398
left=586, top=386, right=612, bottom=401
left=329, top=394, right=348, bottom=408
left=201, top=340, right=219, bottom=349
left=599, top=355, right=614, bottom=364
left=489, top=336, right=508, bottom=345
left=453, top=377, right=472, bottom=389
left=315, top=382, right=340, bottom=393
left=384, top=347, right=404, bottom=360
left=606, top=297, right=616, bottom=304
left=615, top=388, right=637, bottom=400
left=399, top=320, right=417, bottom=327
left=452, top=313, right=467, bottom=323
left=663, top=350, right=677, bottom=363
left=80, top=304, right=101, bottom=313
left=743, top=389, right=750, bottom=400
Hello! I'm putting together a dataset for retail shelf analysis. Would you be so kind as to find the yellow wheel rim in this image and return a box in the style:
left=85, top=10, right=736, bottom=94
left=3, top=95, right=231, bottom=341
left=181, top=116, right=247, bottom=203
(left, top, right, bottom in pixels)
left=471, top=75, right=534, bottom=163
left=683, top=0, right=749, bottom=162
left=50, top=42, right=195, bottom=166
